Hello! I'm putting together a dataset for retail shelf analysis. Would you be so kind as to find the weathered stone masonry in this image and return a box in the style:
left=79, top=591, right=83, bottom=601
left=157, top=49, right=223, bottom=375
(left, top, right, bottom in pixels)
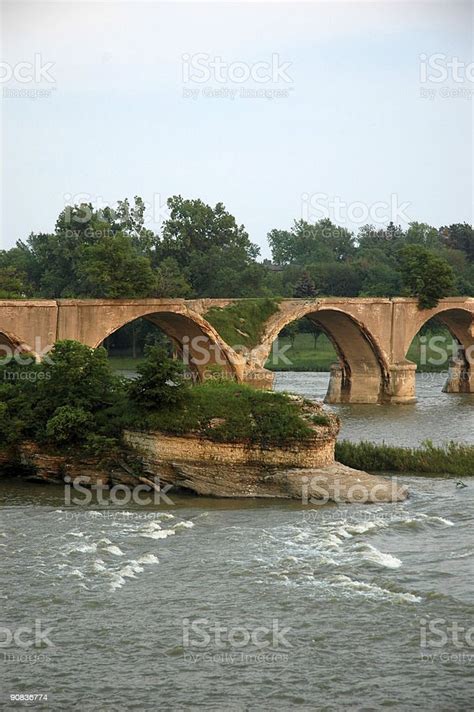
left=1, top=296, right=473, bottom=404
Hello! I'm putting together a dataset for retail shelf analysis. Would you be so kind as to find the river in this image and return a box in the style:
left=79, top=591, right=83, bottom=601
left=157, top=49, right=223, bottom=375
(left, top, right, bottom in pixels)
left=275, top=371, right=474, bottom=446
left=1, top=372, right=473, bottom=710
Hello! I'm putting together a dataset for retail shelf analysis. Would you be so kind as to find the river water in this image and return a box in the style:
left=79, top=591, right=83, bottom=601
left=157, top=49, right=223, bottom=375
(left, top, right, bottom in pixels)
left=1, top=372, right=473, bottom=711
left=274, top=371, right=474, bottom=446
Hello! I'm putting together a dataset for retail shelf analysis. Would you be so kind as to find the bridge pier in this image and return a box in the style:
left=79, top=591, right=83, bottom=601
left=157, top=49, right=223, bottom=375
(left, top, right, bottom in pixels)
left=386, top=361, right=417, bottom=404
left=325, top=361, right=418, bottom=405
left=324, top=362, right=385, bottom=405
left=442, top=357, right=473, bottom=393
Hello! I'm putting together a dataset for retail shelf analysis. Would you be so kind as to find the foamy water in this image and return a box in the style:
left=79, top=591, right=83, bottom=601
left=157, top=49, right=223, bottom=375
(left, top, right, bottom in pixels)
left=0, top=474, right=473, bottom=710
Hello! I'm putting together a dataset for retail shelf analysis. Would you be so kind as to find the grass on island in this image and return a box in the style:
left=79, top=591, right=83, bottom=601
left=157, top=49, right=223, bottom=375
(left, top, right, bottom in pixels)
left=204, top=298, right=280, bottom=351
left=127, top=380, right=320, bottom=446
left=335, top=440, right=473, bottom=477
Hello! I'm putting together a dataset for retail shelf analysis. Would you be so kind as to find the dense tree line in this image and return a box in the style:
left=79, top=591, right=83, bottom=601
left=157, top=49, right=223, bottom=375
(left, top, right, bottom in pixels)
left=0, top=195, right=472, bottom=308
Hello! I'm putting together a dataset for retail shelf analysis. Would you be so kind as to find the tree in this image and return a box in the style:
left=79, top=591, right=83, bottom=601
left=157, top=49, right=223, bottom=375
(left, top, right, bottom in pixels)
left=359, top=264, right=403, bottom=296
left=128, top=346, right=188, bottom=409
left=0, top=341, right=125, bottom=450
left=293, top=271, right=318, bottom=298
left=440, top=223, right=474, bottom=262
left=357, top=223, right=404, bottom=254
left=76, top=233, right=157, bottom=298
left=311, top=262, right=362, bottom=297
left=405, top=222, right=441, bottom=249
left=155, top=257, right=192, bottom=298
left=398, top=245, right=455, bottom=309
left=268, top=219, right=354, bottom=266
left=45, top=406, right=93, bottom=444
left=0, top=266, right=30, bottom=298
left=281, top=322, right=298, bottom=348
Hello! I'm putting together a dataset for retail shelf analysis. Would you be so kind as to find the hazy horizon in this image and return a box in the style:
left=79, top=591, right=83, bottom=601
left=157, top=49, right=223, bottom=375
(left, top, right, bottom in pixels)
left=1, top=0, right=472, bottom=258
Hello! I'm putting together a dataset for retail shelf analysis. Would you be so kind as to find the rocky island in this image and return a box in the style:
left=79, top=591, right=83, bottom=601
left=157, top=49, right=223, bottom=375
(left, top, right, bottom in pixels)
left=0, top=340, right=407, bottom=504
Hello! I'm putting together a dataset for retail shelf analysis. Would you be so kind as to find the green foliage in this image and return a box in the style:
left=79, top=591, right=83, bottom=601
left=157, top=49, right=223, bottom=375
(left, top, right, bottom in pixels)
left=310, top=262, right=362, bottom=297
left=359, top=263, right=403, bottom=297
left=268, top=219, right=355, bottom=266
left=127, top=346, right=188, bottom=408
left=441, top=223, right=474, bottom=262
left=0, top=341, right=125, bottom=452
left=0, top=266, right=30, bottom=298
left=76, top=233, right=157, bottom=298
left=310, top=413, right=330, bottom=426
left=336, top=439, right=473, bottom=477
left=398, top=245, right=455, bottom=309
left=45, top=406, right=93, bottom=444
left=2, top=193, right=470, bottom=302
left=205, top=298, right=279, bottom=350
left=159, top=196, right=263, bottom=296
left=293, top=271, right=318, bottom=298
left=154, top=257, right=192, bottom=298
left=127, top=380, right=315, bottom=446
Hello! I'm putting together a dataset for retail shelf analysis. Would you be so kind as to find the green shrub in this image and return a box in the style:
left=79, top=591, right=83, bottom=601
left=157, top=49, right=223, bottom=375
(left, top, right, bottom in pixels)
left=127, top=345, right=188, bottom=408
left=45, top=406, right=93, bottom=444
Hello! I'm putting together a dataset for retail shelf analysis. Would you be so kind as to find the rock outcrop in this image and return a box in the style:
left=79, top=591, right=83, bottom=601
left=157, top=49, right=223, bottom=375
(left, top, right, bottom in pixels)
left=2, top=398, right=408, bottom=503
left=123, top=430, right=408, bottom=504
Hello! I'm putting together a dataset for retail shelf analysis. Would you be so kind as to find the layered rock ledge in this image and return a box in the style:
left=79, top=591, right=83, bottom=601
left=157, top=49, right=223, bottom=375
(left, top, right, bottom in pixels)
left=123, top=430, right=408, bottom=503
left=1, top=397, right=408, bottom=504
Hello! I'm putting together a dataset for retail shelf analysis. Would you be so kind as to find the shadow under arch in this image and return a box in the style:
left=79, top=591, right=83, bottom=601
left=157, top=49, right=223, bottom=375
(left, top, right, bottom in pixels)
left=264, top=307, right=391, bottom=404
left=95, top=309, right=241, bottom=383
left=404, top=307, right=474, bottom=395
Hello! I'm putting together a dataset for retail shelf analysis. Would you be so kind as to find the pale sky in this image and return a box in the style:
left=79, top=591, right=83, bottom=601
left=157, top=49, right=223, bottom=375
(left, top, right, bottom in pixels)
left=1, top=0, right=472, bottom=258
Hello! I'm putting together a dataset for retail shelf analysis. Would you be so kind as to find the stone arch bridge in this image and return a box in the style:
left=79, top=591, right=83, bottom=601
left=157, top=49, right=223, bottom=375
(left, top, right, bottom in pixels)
left=0, top=297, right=473, bottom=405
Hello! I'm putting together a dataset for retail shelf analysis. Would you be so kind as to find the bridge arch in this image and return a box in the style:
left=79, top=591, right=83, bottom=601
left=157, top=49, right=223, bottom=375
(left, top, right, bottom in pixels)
left=93, top=307, right=242, bottom=382
left=251, top=304, right=391, bottom=404
left=403, top=307, right=474, bottom=394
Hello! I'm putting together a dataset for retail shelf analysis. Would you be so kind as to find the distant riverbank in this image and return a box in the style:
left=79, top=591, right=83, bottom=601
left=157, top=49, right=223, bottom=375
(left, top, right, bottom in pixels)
left=107, top=332, right=456, bottom=374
